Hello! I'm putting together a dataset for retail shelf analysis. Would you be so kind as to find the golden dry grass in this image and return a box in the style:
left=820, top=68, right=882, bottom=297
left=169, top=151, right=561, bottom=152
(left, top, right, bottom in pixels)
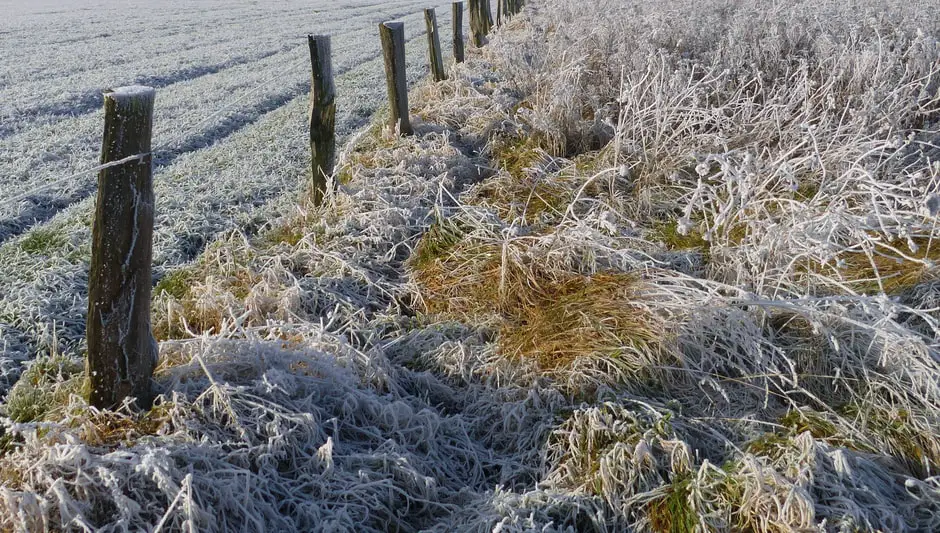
left=412, top=231, right=667, bottom=378
left=500, top=273, right=664, bottom=372
left=831, top=236, right=940, bottom=294
left=469, top=138, right=615, bottom=225
left=152, top=242, right=263, bottom=340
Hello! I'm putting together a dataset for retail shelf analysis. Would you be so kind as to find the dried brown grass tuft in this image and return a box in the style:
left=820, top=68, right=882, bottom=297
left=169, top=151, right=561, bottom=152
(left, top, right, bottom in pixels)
left=500, top=272, right=664, bottom=373
left=152, top=240, right=265, bottom=340
left=412, top=231, right=668, bottom=381
left=828, top=236, right=940, bottom=294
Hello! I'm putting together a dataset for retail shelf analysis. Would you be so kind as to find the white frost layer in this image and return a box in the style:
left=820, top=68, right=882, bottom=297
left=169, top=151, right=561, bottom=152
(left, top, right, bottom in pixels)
left=107, top=85, right=156, bottom=100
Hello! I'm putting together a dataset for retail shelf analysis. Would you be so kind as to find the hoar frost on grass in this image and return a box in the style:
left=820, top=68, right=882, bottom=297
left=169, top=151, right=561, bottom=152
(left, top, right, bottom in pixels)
left=4, top=0, right=940, bottom=531
left=0, top=0, right=457, bottom=395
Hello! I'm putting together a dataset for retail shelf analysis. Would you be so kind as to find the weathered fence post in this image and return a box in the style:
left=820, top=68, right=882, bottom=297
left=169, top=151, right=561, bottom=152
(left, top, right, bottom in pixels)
left=501, top=0, right=520, bottom=21
left=468, top=0, right=492, bottom=47
left=86, top=86, right=157, bottom=410
left=308, top=34, right=336, bottom=206
left=424, top=8, right=447, bottom=82
left=468, top=0, right=483, bottom=47
left=379, top=21, right=413, bottom=135
left=453, top=2, right=465, bottom=63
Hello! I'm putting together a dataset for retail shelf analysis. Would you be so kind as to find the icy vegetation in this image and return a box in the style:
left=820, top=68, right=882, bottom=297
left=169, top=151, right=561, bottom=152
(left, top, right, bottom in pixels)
left=0, top=0, right=457, bottom=390
left=3, top=0, right=940, bottom=530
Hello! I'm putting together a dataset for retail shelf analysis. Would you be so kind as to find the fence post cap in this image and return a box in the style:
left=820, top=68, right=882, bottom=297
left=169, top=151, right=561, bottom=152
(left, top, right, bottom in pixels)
left=105, top=85, right=156, bottom=100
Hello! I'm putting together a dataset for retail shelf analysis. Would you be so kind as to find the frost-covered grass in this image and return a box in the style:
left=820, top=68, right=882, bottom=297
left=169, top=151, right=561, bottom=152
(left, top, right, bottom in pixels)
left=0, top=0, right=457, bottom=390
left=3, top=0, right=940, bottom=530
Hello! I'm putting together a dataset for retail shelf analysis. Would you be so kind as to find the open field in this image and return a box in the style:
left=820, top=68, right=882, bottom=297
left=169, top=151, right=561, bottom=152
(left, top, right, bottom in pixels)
left=3, top=0, right=940, bottom=531
left=0, top=0, right=456, bottom=389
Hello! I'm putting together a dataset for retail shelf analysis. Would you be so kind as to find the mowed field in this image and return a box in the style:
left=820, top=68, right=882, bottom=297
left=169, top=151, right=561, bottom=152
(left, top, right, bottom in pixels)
left=0, top=0, right=454, bottom=389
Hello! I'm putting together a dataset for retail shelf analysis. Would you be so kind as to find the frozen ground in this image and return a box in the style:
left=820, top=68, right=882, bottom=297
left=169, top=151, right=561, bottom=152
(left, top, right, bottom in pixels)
left=0, top=0, right=456, bottom=387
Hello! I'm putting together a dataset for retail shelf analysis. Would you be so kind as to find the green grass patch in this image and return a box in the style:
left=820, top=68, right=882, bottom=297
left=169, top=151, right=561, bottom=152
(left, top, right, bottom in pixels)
left=491, top=135, right=547, bottom=181
left=153, top=268, right=196, bottom=301
left=18, top=227, right=67, bottom=255
left=747, top=408, right=873, bottom=458
left=410, top=217, right=469, bottom=271
left=649, top=220, right=710, bottom=251
left=647, top=476, right=698, bottom=533
left=261, top=223, right=306, bottom=248
left=572, top=149, right=609, bottom=173
left=1, top=355, right=84, bottom=424
left=152, top=241, right=263, bottom=340
left=839, top=402, right=939, bottom=478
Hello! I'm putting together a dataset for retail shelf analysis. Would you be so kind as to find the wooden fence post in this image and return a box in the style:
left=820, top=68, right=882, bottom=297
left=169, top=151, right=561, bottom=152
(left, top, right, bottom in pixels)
left=424, top=8, right=447, bottom=82
left=501, top=0, right=519, bottom=20
left=86, top=85, right=157, bottom=410
left=379, top=21, right=413, bottom=136
left=308, top=34, right=336, bottom=206
left=470, top=0, right=493, bottom=48
left=468, top=0, right=486, bottom=47
left=453, top=2, right=465, bottom=63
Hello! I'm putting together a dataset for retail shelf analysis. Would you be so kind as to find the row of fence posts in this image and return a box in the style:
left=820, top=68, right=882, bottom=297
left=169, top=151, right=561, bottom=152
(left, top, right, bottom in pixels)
left=82, top=0, right=522, bottom=409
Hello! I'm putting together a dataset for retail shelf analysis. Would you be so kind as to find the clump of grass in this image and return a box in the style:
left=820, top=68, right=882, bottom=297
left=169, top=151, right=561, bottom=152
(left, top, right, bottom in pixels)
left=779, top=408, right=841, bottom=441
left=830, top=236, right=940, bottom=294
left=743, top=404, right=940, bottom=479
left=325, top=106, right=400, bottom=188
left=410, top=216, right=469, bottom=271
left=260, top=222, right=306, bottom=248
left=646, top=476, right=698, bottom=533
left=840, top=401, right=940, bottom=478
left=152, top=241, right=263, bottom=340
left=543, top=403, right=799, bottom=531
left=1, top=355, right=84, bottom=423
left=500, top=272, right=665, bottom=374
left=76, top=402, right=174, bottom=448
left=470, top=169, right=573, bottom=224
left=412, top=227, right=668, bottom=386
left=746, top=409, right=869, bottom=458
left=490, top=134, right=548, bottom=181
left=471, top=138, right=617, bottom=224
left=154, top=268, right=196, bottom=301
left=18, top=227, right=67, bottom=256
left=648, top=220, right=710, bottom=251
left=572, top=149, right=609, bottom=174
left=546, top=402, right=680, bottom=497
